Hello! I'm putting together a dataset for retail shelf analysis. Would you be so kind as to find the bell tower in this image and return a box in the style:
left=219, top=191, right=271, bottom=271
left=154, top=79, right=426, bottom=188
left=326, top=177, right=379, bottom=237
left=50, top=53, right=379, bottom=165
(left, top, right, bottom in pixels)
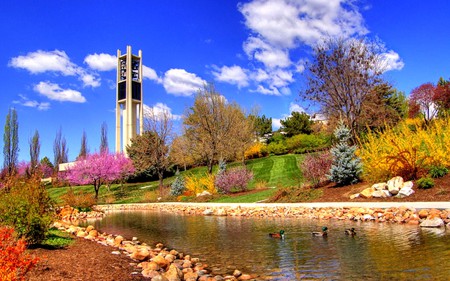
left=115, top=45, right=143, bottom=154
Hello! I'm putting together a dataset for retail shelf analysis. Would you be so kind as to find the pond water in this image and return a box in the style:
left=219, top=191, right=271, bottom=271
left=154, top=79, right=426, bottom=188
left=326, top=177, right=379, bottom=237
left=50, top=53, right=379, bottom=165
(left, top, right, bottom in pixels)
left=86, top=210, right=450, bottom=280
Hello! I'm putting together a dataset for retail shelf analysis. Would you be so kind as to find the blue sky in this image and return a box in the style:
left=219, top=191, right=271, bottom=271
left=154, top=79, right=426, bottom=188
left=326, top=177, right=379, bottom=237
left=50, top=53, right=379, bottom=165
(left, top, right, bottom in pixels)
left=1, top=0, right=449, bottom=163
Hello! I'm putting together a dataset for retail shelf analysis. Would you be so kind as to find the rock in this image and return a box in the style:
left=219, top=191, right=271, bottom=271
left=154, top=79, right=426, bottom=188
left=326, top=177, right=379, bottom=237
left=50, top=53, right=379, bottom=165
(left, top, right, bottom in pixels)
left=238, top=274, right=253, bottom=280
left=197, top=191, right=212, bottom=197
left=165, top=253, right=176, bottom=263
left=202, top=209, right=214, bottom=216
left=184, top=271, right=199, bottom=281
left=349, top=193, right=360, bottom=199
left=387, top=176, right=403, bottom=195
left=76, top=230, right=87, bottom=237
left=372, top=183, right=387, bottom=191
left=418, top=209, right=429, bottom=219
left=88, top=230, right=98, bottom=237
left=164, top=264, right=183, bottom=281
left=216, top=208, right=227, bottom=216
left=372, top=190, right=391, bottom=198
left=111, top=251, right=121, bottom=255
left=360, top=187, right=374, bottom=198
left=85, top=225, right=95, bottom=233
left=114, top=235, right=124, bottom=246
left=233, top=269, right=242, bottom=278
left=420, top=217, right=445, bottom=228
left=130, top=247, right=150, bottom=261
left=142, top=269, right=161, bottom=279
left=397, top=181, right=414, bottom=198
left=153, top=255, right=169, bottom=269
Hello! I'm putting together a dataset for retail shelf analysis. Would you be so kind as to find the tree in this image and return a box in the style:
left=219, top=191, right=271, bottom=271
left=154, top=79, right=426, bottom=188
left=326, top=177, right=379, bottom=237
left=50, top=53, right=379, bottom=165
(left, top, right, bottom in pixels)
left=3, top=108, right=19, bottom=176
left=280, top=111, right=313, bottom=137
left=434, top=77, right=450, bottom=117
left=127, top=108, right=173, bottom=193
left=183, top=83, right=253, bottom=173
left=78, top=130, right=89, bottom=160
left=64, top=151, right=134, bottom=199
left=408, top=83, right=437, bottom=125
left=300, top=38, right=387, bottom=139
left=100, top=122, right=108, bottom=153
left=40, top=157, right=54, bottom=178
left=29, top=130, right=40, bottom=175
left=170, top=135, right=196, bottom=171
left=328, top=122, right=362, bottom=186
left=53, top=128, right=68, bottom=168
left=250, top=114, right=272, bottom=137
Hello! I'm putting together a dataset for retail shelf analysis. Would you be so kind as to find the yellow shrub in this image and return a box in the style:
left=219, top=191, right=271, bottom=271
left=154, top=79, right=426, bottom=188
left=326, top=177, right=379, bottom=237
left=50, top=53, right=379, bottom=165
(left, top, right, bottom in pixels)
left=185, top=173, right=217, bottom=195
left=358, top=118, right=450, bottom=182
left=245, top=142, right=266, bottom=159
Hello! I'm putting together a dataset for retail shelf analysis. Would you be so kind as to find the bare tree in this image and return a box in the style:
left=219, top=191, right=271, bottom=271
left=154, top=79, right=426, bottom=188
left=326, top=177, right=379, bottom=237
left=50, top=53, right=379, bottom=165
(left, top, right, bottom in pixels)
left=3, top=108, right=19, bottom=176
left=78, top=130, right=89, bottom=159
left=127, top=107, right=173, bottom=193
left=170, top=135, right=196, bottom=171
left=100, top=122, right=108, bottom=153
left=183, top=83, right=253, bottom=173
left=29, top=130, right=40, bottom=174
left=300, top=38, right=387, bottom=139
left=53, top=127, right=68, bottom=168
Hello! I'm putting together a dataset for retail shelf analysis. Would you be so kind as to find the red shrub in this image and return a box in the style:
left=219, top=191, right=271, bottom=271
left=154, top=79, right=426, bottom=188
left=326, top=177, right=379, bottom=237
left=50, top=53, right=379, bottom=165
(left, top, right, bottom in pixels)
left=301, top=151, right=333, bottom=188
left=215, top=168, right=253, bottom=194
left=0, top=227, right=39, bottom=281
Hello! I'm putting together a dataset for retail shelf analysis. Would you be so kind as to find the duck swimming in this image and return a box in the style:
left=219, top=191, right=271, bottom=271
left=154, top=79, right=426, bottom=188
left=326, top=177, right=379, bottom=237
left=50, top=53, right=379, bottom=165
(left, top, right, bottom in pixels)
left=345, top=228, right=356, bottom=236
left=269, top=230, right=285, bottom=239
left=312, top=226, right=328, bottom=237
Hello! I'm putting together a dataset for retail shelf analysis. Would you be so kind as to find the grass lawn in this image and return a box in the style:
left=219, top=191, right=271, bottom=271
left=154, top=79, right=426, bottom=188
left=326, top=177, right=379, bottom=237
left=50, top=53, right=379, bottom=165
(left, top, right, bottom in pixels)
left=48, top=154, right=305, bottom=204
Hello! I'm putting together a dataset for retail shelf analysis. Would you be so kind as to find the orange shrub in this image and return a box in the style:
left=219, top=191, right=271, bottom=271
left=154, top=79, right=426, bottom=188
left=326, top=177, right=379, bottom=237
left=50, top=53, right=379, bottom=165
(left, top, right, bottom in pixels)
left=0, top=227, right=39, bottom=281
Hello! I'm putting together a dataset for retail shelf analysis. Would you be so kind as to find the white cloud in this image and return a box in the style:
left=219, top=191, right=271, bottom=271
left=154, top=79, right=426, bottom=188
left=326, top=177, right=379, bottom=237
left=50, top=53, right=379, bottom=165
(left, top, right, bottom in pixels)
left=143, top=103, right=181, bottom=121
left=380, top=50, right=404, bottom=72
left=239, top=0, right=368, bottom=49
left=272, top=118, right=282, bottom=130
left=9, top=50, right=100, bottom=87
left=80, top=73, right=101, bottom=87
left=9, top=50, right=79, bottom=75
left=84, top=53, right=117, bottom=71
left=143, top=65, right=162, bottom=83
left=13, top=95, right=50, bottom=111
left=163, top=69, right=206, bottom=96
left=243, top=37, right=291, bottom=68
left=253, top=85, right=281, bottom=96
left=289, top=102, right=305, bottom=113
left=34, top=81, right=86, bottom=103
left=212, top=65, right=249, bottom=88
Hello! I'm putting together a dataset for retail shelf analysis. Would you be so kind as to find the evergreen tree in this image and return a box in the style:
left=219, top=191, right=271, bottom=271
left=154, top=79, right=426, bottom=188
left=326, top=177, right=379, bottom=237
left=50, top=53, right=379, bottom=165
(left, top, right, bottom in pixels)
left=328, top=122, right=362, bottom=186
left=29, top=130, right=40, bottom=174
left=170, top=170, right=185, bottom=196
left=100, top=122, right=108, bottom=153
left=78, top=130, right=89, bottom=159
left=280, top=111, right=313, bottom=137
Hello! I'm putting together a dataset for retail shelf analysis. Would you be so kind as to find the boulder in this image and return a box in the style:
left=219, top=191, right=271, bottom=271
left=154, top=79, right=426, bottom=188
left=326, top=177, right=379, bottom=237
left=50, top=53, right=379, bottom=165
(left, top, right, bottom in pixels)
left=164, top=264, right=183, bottom=281
left=85, top=225, right=95, bottom=233
left=197, top=191, right=212, bottom=197
left=152, top=255, right=169, bottom=269
left=88, top=230, right=98, bottom=237
left=372, top=190, right=391, bottom=198
left=130, top=247, right=150, bottom=261
left=397, top=181, right=414, bottom=198
left=349, top=193, right=360, bottom=199
left=372, top=183, right=387, bottom=191
left=114, top=235, right=124, bottom=246
left=418, top=209, right=429, bottom=219
left=76, top=230, right=87, bottom=237
left=360, top=187, right=374, bottom=198
left=202, top=209, right=213, bottom=216
left=420, top=217, right=445, bottom=228
left=387, top=176, right=404, bottom=195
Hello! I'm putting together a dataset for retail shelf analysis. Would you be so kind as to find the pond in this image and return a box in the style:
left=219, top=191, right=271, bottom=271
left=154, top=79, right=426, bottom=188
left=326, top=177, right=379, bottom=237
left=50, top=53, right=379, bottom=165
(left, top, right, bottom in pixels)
left=86, top=210, right=450, bottom=280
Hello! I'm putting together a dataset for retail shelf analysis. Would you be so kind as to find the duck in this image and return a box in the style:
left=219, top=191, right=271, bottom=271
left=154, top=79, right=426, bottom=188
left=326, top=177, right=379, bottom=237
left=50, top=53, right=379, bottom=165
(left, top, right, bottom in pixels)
left=345, top=228, right=356, bottom=236
left=312, top=226, right=328, bottom=237
left=269, top=230, right=285, bottom=239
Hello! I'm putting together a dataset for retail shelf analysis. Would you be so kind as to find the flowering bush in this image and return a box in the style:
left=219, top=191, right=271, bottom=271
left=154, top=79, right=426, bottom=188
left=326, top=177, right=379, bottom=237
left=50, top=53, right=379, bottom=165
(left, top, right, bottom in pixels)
left=185, top=173, right=216, bottom=195
left=244, top=142, right=268, bottom=159
left=0, top=227, right=39, bottom=281
left=215, top=167, right=253, bottom=194
left=301, top=151, right=333, bottom=188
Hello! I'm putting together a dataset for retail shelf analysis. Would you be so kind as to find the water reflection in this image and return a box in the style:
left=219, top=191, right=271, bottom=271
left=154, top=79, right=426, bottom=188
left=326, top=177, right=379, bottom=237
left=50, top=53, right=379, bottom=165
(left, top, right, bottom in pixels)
left=85, top=210, right=450, bottom=280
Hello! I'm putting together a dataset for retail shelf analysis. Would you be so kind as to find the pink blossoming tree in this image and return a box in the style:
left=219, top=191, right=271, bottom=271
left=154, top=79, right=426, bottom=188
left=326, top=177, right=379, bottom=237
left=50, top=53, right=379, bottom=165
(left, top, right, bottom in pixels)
left=64, top=152, right=135, bottom=199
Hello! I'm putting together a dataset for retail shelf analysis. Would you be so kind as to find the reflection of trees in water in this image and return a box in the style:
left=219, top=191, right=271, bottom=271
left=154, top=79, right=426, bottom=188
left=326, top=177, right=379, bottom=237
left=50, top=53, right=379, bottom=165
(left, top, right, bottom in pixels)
left=89, top=211, right=450, bottom=280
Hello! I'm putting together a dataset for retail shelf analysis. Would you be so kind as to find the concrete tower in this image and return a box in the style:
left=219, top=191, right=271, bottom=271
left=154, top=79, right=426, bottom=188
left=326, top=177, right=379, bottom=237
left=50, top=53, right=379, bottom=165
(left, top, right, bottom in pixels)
left=115, top=46, right=143, bottom=154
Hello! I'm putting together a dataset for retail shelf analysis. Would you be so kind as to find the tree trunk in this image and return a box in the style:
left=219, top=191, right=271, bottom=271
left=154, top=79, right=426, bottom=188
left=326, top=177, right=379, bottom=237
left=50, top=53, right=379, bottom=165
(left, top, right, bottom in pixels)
left=158, top=170, right=164, bottom=196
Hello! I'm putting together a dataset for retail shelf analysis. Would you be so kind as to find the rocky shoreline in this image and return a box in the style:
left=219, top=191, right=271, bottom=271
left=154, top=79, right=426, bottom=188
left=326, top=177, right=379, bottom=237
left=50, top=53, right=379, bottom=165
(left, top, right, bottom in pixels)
left=94, top=202, right=450, bottom=227
left=56, top=202, right=450, bottom=280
